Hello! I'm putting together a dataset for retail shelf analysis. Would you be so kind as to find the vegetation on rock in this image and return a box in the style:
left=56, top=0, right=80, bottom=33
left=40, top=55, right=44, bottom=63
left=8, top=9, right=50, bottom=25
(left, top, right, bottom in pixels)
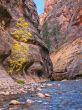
left=51, top=24, right=60, bottom=36
left=16, top=79, right=25, bottom=84
left=7, top=18, right=32, bottom=74
left=12, top=18, right=32, bottom=43
left=43, top=21, right=51, bottom=51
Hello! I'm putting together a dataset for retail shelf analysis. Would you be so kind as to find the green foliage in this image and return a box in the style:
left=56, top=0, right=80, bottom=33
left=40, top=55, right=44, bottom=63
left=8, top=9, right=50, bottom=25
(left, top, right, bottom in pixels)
left=43, top=21, right=51, bottom=51
left=43, top=22, right=49, bottom=37
left=16, top=79, right=25, bottom=84
left=51, top=24, right=60, bottom=36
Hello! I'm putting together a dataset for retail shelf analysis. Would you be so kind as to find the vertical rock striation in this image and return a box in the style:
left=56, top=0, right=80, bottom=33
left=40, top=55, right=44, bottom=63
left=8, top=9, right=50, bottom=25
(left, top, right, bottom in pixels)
left=41, top=0, right=82, bottom=80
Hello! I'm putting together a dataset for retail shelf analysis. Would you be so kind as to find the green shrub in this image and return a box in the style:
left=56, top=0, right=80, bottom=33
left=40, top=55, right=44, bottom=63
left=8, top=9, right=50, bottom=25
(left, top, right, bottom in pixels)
left=43, top=21, right=51, bottom=51
left=16, top=79, right=25, bottom=84
left=51, top=24, right=60, bottom=36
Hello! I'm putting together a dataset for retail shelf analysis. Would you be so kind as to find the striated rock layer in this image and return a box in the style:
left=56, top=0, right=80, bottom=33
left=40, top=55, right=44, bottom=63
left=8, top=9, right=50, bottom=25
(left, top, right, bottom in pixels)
left=51, top=38, right=82, bottom=80
left=41, top=0, right=82, bottom=80
left=0, top=0, right=53, bottom=85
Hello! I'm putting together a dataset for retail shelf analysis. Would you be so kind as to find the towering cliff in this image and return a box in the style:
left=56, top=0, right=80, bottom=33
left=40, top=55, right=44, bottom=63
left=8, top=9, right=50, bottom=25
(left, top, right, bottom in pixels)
left=39, top=0, right=59, bottom=26
left=0, top=0, right=53, bottom=86
left=44, top=0, right=57, bottom=14
left=42, top=0, right=82, bottom=51
left=41, top=0, right=82, bottom=80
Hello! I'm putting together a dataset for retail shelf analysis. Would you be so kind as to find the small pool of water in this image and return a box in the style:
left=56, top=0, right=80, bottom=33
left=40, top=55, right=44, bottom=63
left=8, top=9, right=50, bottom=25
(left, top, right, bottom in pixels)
left=1, top=80, right=82, bottom=110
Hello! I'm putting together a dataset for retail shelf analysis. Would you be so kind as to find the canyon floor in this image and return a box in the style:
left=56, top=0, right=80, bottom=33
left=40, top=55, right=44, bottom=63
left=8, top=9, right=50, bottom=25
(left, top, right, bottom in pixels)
left=0, top=80, right=82, bottom=110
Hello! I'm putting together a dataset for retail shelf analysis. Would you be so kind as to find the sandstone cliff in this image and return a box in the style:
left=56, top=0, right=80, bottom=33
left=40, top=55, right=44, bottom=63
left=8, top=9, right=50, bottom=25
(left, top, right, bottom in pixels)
left=44, top=0, right=57, bottom=14
left=40, top=0, right=58, bottom=26
left=41, top=0, right=82, bottom=80
left=0, top=0, right=53, bottom=86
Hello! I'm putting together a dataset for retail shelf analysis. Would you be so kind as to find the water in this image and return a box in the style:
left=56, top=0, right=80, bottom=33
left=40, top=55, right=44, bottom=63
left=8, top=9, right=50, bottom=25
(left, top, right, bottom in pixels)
left=1, top=80, right=82, bottom=110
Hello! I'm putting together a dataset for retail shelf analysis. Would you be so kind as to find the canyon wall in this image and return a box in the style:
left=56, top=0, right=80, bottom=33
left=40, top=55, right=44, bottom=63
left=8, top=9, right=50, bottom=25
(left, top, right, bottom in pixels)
left=0, top=0, right=53, bottom=86
left=41, top=0, right=82, bottom=80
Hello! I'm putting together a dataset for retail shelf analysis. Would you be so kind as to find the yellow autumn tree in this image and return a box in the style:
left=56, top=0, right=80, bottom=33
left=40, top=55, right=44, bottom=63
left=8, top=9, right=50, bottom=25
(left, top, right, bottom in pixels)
left=7, top=18, right=32, bottom=74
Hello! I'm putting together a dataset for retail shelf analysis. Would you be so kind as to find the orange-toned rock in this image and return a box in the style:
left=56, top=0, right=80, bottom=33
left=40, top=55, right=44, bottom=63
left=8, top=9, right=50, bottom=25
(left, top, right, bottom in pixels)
left=41, top=0, right=82, bottom=52
left=41, top=0, right=82, bottom=80
left=44, top=0, right=57, bottom=14
left=51, top=37, right=82, bottom=80
left=0, top=0, right=53, bottom=86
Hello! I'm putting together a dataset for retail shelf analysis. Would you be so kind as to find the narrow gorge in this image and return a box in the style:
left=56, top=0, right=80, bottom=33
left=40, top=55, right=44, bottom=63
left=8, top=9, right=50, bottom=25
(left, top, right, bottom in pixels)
left=0, top=0, right=82, bottom=109
left=40, top=0, right=82, bottom=80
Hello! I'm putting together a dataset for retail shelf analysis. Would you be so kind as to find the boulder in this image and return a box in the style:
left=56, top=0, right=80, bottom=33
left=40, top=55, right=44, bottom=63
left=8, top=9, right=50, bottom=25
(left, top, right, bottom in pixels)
left=51, top=38, right=82, bottom=80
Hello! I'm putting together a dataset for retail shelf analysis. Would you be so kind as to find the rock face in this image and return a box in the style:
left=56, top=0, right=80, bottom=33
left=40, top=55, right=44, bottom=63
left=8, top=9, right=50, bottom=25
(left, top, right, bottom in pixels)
left=51, top=38, right=82, bottom=80
left=44, top=0, right=57, bottom=14
left=39, top=13, right=46, bottom=26
left=41, top=0, right=82, bottom=80
left=42, top=0, right=82, bottom=52
left=39, top=0, right=57, bottom=26
left=0, top=0, right=53, bottom=85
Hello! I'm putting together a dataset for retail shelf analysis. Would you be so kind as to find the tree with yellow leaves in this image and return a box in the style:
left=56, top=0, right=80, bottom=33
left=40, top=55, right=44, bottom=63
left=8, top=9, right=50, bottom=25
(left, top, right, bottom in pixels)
left=7, top=18, right=32, bottom=74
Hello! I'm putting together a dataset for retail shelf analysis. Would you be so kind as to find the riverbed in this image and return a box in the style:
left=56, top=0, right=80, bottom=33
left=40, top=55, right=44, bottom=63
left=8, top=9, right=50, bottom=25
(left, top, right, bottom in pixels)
left=0, top=80, right=82, bottom=110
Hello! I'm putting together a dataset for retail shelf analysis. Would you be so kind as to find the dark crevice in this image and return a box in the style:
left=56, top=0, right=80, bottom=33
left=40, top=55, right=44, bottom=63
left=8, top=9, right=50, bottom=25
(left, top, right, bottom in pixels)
left=24, top=61, right=34, bottom=74
left=0, top=5, right=12, bottom=28
left=1, top=50, right=11, bottom=63
left=27, top=39, right=49, bottom=53
left=36, top=70, right=43, bottom=77
left=71, top=74, right=82, bottom=80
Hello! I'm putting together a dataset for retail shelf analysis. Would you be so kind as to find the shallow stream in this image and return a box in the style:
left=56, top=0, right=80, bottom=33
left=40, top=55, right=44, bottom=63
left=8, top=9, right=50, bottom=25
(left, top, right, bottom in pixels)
left=1, top=80, right=82, bottom=110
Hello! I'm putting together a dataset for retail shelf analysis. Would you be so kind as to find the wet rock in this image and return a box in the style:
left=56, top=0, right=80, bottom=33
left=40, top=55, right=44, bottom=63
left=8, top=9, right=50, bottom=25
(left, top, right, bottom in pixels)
left=19, top=88, right=25, bottom=93
left=37, top=93, right=50, bottom=98
left=44, top=93, right=50, bottom=97
left=37, top=87, right=42, bottom=91
left=37, top=93, right=45, bottom=98
left=9, top=108, right=14, bottom=110
left=9, top=100, right=20, bottom=105
left=26, top=99, right=33, bottom=104
left=47, top=84, right=53, bottom=87
left=62, top=79, right=67, bottom=81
